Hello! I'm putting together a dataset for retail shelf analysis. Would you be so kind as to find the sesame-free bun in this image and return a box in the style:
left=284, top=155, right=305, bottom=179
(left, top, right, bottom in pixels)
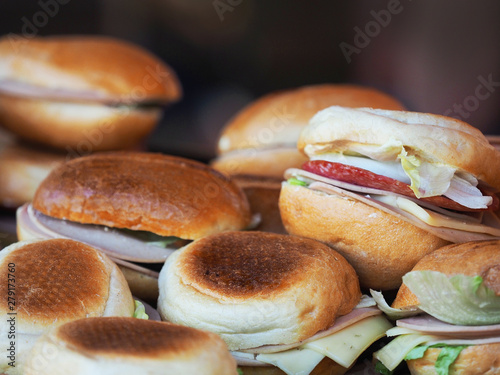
left=279, top=183, right=450, bottom=290
left=300, top=106, right=500, bottom=190
left=25, top=317, right=237, bottom=375
left=392, top=240, right=500, bottom=309
left=158, top=231, right=361, bottom=351
left=0, top=239, right=134, bottom=374
left=0, top=35, right=181, bottom=151
left=0, top=136, right=64, bottom=208
left=406, top=343, right=500, bottom=375
left=213, top=84, right=405, bottom=178
left=32, top=152, right=251, bottom=239
left=231, top=175, right=286, bottom=234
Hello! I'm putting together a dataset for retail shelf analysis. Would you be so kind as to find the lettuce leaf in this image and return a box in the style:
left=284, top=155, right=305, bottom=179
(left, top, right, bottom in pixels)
left=405, top=344, right=468, bottom=375
left=133, top=300, right=149, bottom=320
left=398, top=148, right=456, bottom=198
left=374, top=360, right=394, bottom=375
left=287, top=177, right=308, bottom=187
left=403, top=271, right=500, bottom=325
left=370, top=289, right=421, bottom=320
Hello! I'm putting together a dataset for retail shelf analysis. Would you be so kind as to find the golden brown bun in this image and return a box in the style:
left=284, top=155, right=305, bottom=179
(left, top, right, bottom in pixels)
left=33, top=152, right=251, bottom=239
left=241, top=357, right=348, bottom=375
left=0, top=35, right=181, bottom=102
left=232, top=175, right=286, bottom=234
left=0, top=97, right=162, bottom=151
left=0, top=239, right=134, bottom=334
left=0, top=138, right=65, bottom=208
left=118, top=265, right=159, bottom=305
left=392, top=240, right=500, bottom=309
left=300, top=107, right=500, bottom=190
left=217, top=84, right=406, bottom=153
left=279, top=183, right=450, bottom=290
left=158, top=231, right=361, bottom=350
left=406, top=343, right=500, bottom=375
left=211, top=147, right=308, bottom=178
left=25, top=318, right=237, bottom=375
left=0, top=239, right=134, bottom=375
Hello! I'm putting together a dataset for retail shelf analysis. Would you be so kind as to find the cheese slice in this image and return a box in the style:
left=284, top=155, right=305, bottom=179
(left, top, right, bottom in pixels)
left=303, top=315, right=392, bottom=368
left=252, top=315, right=392, bottom=375
left=257, top=348, right=325, bottom=375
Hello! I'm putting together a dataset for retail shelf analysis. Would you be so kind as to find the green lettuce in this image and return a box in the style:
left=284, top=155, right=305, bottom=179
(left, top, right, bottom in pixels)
left=403, top=271, right=500, bottom=325
left=133, top=300, right=149, bottom=320
left=287, top=177, right=308, bottom=187
left=405, top=344, right=468, bottom=375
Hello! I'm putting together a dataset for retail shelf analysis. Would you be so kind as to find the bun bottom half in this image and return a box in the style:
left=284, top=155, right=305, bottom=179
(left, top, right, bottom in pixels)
left=0, top=96, right=161, bottom=151
left=279, top=184, right=450, bottom=290
left=406, top=343, right=500, bottom=375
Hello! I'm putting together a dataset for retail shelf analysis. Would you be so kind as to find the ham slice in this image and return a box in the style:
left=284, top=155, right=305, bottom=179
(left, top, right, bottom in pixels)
left=17, top=204, right=178, bottom=263
left=397, top=314, right=500, bottom=338
left=240, top=307, right=382, bottom=354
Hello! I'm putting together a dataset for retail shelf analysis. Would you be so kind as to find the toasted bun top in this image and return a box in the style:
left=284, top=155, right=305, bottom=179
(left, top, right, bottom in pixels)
left=299, top=106, right=500, bottom=189
left=55, top=317, right=226, bottom=359
left=217, top=84, right=405, bottom=153
left=158, top=231, right=361, bottom=349
left=33, top=152, right=251, bottom=239
left=0, top=239, right=134, bottom=334
left=0, top=35, right=181, bottom=103
left=393, top=240, right=500, bottom=309
left=27, top=318, right=237, bottom=375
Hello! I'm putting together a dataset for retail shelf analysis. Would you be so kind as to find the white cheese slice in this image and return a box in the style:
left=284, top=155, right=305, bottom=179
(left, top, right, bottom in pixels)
left=303, top=315, right=392, bottom=368
left=251, top=315, right=392, bottom=375
left=256, top=348, right=325, bottom=375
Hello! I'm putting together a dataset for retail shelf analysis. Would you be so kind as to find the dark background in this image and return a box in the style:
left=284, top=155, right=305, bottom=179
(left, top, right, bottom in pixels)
left=1, top=0, right=500, bottom=161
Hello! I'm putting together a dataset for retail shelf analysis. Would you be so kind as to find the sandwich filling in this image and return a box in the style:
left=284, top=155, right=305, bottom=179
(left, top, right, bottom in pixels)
left=232, top=303, right=392, bottom=375
left=372, top=272, right=500, bottom=374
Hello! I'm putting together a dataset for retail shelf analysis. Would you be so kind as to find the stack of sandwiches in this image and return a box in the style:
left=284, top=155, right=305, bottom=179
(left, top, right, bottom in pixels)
left=1, top=33, right=500, bottom=375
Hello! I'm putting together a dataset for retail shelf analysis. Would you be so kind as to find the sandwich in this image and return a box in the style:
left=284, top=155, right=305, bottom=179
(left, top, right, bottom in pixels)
left=212, top=84, right=405, bottom=178
left=372, top=240, right=500, bottom=375
left=0, top=238, right=138, bottom=375
left=0, top=35, right=181, bottom=152
left=280, top=106, right=500, bottom=290
left=0, top=131, right=65, bottom=209
left=157, top=231, right=392, bottom=375
left=25, top=317, right=237, bottom=375
left=16, top=152, right=252, bottom=303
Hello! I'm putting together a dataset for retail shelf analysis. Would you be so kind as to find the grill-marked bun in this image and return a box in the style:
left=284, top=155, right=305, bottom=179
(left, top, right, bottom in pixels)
left=0, top=239, right=134, bottom=374
left=279, top=183, right=450, bottom=290
left=0, top=35, right=181, bottom=151
left=212, top=84, right=405, bottom=177
left=32, top=152, right=251, bottom=239
left=158, top=231, right=361, bottom=351
left=25, top=317, right=237, bottom=375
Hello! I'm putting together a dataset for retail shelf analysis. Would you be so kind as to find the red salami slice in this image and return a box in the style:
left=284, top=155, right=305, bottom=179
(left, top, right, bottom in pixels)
left=302, top=160, right=496, bottom=212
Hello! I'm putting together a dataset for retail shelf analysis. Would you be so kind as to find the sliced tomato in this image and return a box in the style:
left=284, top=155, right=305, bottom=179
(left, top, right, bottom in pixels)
left=302, top=160, right=498, bottom=212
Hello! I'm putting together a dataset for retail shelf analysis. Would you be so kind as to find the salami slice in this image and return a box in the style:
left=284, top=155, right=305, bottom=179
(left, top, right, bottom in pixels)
left=302, top=160, right=496, bottom=212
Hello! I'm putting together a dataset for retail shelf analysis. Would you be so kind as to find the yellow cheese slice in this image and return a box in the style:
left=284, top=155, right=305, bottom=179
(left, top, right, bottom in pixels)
left=256, top=348, right=325, bottom=375
left=374, top=195, right=500, bottom=236
left=303, top=315, right=392, bottom=368
left=254, top=315, right=392, bottom=375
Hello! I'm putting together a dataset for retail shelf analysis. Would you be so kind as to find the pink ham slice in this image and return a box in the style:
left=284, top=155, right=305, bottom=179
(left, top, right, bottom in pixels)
left=397, top=314, right=500, bottom=338
left=240, top=307, right=382, bottom=354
